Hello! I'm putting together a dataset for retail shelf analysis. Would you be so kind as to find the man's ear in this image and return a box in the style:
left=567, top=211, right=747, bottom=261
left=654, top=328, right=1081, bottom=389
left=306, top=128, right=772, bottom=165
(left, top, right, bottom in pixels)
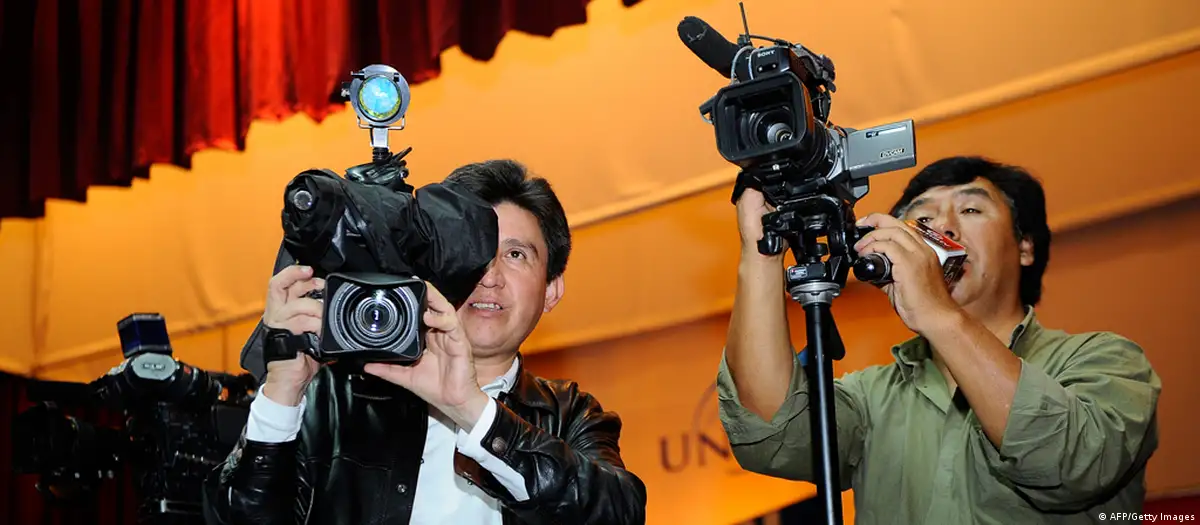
left=1019, top=235, right=1035, bottom=267
left=544, top=275, right=565, bottom=313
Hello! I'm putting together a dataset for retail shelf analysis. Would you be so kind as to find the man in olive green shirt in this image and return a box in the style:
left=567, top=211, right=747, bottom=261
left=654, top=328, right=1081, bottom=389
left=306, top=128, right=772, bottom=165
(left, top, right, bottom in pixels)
left=719, top=156, right=1160, bottom=524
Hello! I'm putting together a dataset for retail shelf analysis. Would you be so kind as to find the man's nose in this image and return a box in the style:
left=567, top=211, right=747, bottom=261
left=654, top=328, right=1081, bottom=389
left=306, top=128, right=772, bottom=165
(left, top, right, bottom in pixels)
left=478, top=260, right=504, bottom=288
left=929, top=214, right=959, bottom=241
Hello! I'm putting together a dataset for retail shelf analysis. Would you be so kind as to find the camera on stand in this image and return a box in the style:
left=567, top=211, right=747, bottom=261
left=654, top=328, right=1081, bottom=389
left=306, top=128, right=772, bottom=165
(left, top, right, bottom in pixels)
left=10, top=313, right=258, bottom=525
left=262, top=64, right=499, bottom=370
left=679, top=5, right=918, bottom=525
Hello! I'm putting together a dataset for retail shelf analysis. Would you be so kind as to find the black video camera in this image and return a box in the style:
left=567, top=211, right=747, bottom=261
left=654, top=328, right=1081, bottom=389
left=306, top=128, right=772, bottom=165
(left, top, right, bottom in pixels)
left=679, top=7, right=918, bottom=289
left=680, top=11, right=922, bottom=521
left=11, top=313, right=257, bottom=524
left=266, top=64, right=498, bottom=367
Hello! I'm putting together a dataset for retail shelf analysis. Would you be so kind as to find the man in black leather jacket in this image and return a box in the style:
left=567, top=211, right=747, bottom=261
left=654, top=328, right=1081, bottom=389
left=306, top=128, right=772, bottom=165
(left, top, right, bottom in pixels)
left=203, top=159, right=648, bottom=524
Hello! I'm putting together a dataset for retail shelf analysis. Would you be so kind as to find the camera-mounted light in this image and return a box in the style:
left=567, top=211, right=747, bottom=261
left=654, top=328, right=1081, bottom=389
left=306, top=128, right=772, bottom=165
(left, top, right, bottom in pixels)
left=342, top=64, right=411, bottom=157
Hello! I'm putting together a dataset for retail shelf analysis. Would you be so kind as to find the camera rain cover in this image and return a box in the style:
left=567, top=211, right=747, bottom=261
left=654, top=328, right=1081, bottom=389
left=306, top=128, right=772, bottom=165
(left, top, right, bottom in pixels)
left=280, top=169, right=499, bottom=307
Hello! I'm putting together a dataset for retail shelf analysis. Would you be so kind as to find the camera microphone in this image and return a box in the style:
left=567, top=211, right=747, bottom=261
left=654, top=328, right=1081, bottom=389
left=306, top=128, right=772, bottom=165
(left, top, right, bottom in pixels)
left=677, top=16, right=746, bottom=79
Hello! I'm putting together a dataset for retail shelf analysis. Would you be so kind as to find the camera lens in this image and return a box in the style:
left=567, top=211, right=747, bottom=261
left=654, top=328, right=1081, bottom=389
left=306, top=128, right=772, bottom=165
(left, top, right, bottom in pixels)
left=356, top=295, right=398, bottom=335
left=362, top=303, right=390, bottom=333
left=326, top=280, right=422, bottom=355
left=746, top=107, right=795, bottom=148
left=853, top=253, right=893, bottom=285
left=765, top=122, right=793, bottom=143
left=349, top=290, right=403, bottom=345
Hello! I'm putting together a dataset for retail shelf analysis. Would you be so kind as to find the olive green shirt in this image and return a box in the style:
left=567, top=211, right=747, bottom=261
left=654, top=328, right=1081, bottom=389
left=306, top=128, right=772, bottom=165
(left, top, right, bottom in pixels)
left=717, top=309, right=1161, bottom=524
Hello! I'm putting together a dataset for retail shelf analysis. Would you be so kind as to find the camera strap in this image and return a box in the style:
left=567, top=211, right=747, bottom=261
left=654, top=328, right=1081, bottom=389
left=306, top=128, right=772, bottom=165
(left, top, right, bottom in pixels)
left=264, top=328, right=315, bottom=363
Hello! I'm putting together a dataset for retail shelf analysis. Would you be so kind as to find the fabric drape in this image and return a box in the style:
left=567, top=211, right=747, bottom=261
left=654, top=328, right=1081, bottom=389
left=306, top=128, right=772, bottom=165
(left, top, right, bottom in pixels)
left=0, top=0, right=642, bottom=221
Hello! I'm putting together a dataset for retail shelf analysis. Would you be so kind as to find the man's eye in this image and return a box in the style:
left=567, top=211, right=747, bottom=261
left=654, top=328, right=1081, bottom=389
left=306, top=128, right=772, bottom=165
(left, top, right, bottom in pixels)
left=508, top=250, right=525, bottom=259
left=916, top=217, right=933, bottom=223
left=962, top=207, right=981, bottom=214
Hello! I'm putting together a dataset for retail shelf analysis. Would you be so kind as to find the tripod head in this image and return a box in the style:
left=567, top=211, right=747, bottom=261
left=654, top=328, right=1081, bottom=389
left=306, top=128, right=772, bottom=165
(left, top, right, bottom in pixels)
left=746, top=170, right=864, bottom=360
left=764, top=195, right=857, bottom=361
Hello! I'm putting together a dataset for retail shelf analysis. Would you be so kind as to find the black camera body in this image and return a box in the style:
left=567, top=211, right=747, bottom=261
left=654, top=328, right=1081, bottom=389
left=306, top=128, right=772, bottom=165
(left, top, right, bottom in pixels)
left=704, top=54, right=916, bottom=205
left=702, top=41, right=834, bottom=169
left=679, top=13, right=918, bottom=289
left=262, top=64, right=498, bottom=368
left=12, top=313, right=256, bottom=524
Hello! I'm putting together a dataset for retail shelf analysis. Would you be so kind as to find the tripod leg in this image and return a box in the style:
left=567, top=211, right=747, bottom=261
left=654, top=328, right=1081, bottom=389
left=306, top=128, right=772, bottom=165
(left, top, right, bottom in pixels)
left=804, top=302, right=844, bottom=525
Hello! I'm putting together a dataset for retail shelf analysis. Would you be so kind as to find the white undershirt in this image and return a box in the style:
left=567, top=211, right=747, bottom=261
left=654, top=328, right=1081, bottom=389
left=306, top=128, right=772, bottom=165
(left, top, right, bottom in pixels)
left=244, top=358, right=528, bottom=524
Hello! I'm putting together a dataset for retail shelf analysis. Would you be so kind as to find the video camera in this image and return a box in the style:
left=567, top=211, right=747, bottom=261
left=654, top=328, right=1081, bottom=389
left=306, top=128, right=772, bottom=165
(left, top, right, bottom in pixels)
left=11, top=313, right=257, bottom=525
left=265, top=64, right=499, bottom=367
left=679, top=6, right=919, bottom=524
left=678, top=8, right=917, bottom=290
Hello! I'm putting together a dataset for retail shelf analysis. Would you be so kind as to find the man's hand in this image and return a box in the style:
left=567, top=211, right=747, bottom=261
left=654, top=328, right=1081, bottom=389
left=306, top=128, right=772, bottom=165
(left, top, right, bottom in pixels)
left=363, top=283, right=490, bottom=430
left=261, top=265, right=325, bottom=406
left=854, top=213, right=961, bottom=334
left=736, top=187, right=785, bottom=258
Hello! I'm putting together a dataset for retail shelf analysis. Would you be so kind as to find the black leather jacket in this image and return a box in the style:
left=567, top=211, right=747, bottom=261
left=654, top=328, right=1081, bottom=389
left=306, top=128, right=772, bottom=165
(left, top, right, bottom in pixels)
left=202, top=358, right=647, bottom=524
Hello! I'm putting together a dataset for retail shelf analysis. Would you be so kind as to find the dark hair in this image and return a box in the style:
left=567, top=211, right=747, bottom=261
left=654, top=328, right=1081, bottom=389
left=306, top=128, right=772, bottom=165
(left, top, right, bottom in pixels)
left=444, top=159, right=571, bottom=281
left=889, top=156, right=1051, bottom=306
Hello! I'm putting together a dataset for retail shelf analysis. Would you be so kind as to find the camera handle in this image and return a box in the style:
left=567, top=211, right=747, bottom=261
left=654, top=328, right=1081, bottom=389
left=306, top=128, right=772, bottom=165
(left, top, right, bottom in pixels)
left=263, top=328, right=319, bottom=364
left=758, top=193, right=858, bottom=525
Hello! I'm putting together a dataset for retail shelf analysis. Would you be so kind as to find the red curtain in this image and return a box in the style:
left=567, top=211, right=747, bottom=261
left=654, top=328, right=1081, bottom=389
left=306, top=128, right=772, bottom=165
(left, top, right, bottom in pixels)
left=0, top=0, right=642, bottom=221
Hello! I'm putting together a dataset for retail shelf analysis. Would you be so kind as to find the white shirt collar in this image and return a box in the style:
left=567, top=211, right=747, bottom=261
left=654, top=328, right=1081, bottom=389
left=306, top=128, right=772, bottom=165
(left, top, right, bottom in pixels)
left=480, top=356, right=521, bottom=397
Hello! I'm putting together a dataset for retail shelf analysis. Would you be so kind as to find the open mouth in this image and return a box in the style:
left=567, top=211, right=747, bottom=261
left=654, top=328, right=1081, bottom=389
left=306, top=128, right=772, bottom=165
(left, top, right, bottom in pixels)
left=470, top=302, right=502, bottom=311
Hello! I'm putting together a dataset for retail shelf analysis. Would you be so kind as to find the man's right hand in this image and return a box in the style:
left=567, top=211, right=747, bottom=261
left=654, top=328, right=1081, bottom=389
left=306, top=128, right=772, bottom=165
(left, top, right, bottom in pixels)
left=735, top=187, right=784, bottom=258
left=261, top=265, right=325, bottom=407
left=727, top=187, right=795, bottom=421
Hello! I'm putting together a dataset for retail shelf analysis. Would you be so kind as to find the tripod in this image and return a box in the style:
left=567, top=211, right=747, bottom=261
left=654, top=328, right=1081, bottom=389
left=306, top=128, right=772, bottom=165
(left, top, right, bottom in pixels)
left=759, top=192, right=863, bottom=525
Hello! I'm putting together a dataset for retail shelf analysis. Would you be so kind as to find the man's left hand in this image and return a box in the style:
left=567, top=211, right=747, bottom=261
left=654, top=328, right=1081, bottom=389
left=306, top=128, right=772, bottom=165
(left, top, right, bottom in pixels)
left=854, top=213, right=962, bottom=334
left=364, top=282, right=490, bottom=430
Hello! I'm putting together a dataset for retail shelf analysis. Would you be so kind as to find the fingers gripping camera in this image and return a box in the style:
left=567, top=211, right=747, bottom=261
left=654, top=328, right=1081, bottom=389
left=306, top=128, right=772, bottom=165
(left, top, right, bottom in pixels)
left=264, top=274, right=427, bottom=365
